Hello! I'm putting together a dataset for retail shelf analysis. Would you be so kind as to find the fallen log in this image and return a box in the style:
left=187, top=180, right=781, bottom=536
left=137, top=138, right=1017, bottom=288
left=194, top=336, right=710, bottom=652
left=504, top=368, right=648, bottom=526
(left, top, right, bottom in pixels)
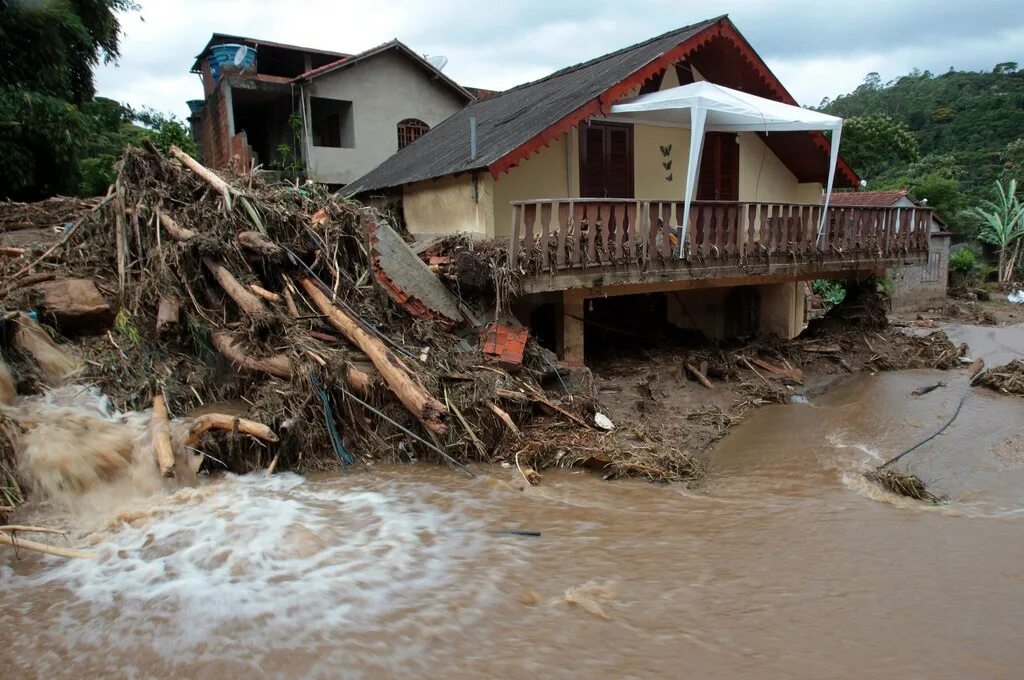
left=237, top=231, right=284, bottom=257
left=211, top=331, right=292, bottom=379
left=299, top=277, right=449, bottom=435
left=151, top=394, right=176, bottom=478
left=158, top=211, right=196, bottom=241
left=685, top=363, right=714, bottom=390
left=248, top=284, right=281, bottom=303
left=203, top=259, right=268, bottom=318
left=0, top=530, right=96, bottom=559
left=170, top=145, right=232, bottom=199
left=184, top=413, right=278, bottom=448
left=1, top=246, right=24, bottom=258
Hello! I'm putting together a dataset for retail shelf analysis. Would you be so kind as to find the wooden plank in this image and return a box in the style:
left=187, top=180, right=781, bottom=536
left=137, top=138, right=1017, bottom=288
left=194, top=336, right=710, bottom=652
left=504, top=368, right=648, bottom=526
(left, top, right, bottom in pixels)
left=556, top=201, right=569, bottom=268
left=613, top=202, right=625, bottom=261
left=508, top=204, right=520, bottom=269
left=539, top=202, right=551, bottom=272
left=571, top=202, right=585, bottom=266
left=585, top=203, right=597, bottom=265
left=625, top=202, right=637, bottom=262
left=523, top=203, right=536, bottom=267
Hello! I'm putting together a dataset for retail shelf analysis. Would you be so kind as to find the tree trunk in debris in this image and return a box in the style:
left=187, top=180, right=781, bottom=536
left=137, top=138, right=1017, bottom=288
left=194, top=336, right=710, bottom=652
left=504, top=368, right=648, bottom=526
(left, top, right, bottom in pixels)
left=158, top=211, right=196, bottom=241
left=151, top=394, right=176, bottom=478
left=203, top=259, right=268, bottom=318
left=170, top=145, right=232, bottom=196
left=237, top=231, right=283, bottom=257
left=298, top=277, right=449, bottom=435
left=211, top=331, right=292, bottom=379
left=185, top=414, right=279, bottom=448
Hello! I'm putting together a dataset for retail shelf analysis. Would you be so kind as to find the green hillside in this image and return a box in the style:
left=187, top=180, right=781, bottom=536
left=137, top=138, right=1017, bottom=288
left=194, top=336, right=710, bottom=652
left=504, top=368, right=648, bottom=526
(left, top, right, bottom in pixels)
left=819, top=64, right=1024, bottom=232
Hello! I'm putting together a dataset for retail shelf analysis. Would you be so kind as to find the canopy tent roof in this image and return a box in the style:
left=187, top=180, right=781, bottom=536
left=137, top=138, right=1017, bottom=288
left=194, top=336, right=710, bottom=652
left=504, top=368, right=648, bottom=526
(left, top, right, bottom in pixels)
left=610, top=81, right=845, bottom=253
left=609, top=80, right=842, bottom=132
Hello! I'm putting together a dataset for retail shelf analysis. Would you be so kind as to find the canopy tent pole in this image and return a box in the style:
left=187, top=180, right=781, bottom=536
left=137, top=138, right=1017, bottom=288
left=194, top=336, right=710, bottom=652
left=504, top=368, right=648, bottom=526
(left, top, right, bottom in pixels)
left=816, top=124, right=842, bottom=247
left=679, top=105, right=707, bottom=259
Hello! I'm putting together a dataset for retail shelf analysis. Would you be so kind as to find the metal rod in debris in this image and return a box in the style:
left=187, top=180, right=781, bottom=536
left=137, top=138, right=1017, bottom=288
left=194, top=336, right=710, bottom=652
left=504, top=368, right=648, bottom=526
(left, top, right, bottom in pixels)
left=337, top=384, right=476, bottom=478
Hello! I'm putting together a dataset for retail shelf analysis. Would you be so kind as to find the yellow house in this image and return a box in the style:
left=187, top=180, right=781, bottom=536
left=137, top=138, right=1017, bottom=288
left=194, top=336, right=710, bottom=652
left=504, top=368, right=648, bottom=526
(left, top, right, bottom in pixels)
left=349, top=16, right=931, bottom=363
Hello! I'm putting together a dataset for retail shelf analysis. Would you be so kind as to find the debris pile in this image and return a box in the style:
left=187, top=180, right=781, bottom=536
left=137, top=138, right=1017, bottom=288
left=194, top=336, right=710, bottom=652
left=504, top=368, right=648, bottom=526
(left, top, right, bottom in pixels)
left=0, top=144, right=704, bottom=511
left=863, top=468, right=944, bottom=503
left=974, top=360, right=1024, bottom=397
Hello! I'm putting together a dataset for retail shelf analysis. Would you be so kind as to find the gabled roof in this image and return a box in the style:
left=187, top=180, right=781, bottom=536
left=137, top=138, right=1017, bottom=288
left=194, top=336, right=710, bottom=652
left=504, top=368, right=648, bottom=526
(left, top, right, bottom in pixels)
left=190, top=33, right=349, bottom=73
left=291, top=39, right=475, bottom=103
left=348, top=16, right=859, bottom=194
left=827, top=190, right=910, bottom=207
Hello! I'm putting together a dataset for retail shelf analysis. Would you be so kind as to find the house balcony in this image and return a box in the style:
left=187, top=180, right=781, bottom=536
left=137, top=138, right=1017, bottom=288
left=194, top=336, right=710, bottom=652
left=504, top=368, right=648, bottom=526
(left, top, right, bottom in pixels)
left=508, top=199, right=932, bottom=295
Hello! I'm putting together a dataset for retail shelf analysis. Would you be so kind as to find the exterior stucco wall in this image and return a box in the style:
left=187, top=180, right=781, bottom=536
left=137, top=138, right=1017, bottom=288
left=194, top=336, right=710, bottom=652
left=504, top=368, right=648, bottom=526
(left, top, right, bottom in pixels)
left=402, top=173, right=494, bottom=240
left=492, top=134, right=572, bottom=237
left=303, top=51, right=465, bottom=185
left=634, top=124, right=691, bottom=200
left=738, top=132, right=822, bottom=204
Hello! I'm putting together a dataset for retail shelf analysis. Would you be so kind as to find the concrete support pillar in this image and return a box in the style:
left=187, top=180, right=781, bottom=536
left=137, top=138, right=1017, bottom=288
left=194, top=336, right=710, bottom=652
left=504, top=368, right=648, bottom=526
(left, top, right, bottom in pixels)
left=758, top=281, right=805, bottom=339
left=557, top=290, right=586, bottom=366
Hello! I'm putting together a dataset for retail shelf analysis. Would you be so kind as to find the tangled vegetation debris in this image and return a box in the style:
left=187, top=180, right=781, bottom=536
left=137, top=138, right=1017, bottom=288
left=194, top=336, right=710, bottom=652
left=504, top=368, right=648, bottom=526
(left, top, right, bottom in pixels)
left=0, top=145, right=708, bottom=514
left=975, top=360, right=1024, bottom=396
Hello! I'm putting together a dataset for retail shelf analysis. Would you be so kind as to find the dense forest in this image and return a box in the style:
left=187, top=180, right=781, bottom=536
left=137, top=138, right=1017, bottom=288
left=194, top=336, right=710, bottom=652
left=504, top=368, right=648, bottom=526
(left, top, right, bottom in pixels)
left=819, top=65, right=1024, bottom=233
left=0, top=0, right=194, bottom=201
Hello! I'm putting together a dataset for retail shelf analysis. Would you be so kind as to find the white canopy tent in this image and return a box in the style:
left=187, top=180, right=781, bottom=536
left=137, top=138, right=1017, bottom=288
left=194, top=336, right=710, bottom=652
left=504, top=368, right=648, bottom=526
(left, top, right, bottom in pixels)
left=608, top=81, right=844, bottom=256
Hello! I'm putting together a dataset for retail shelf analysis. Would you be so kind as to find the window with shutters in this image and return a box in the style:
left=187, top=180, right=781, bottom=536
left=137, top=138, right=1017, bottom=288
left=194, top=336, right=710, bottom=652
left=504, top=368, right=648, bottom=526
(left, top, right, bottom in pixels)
left=697, top=132, right=739, bottom=201
left=397, top=118, right=430, bottom=149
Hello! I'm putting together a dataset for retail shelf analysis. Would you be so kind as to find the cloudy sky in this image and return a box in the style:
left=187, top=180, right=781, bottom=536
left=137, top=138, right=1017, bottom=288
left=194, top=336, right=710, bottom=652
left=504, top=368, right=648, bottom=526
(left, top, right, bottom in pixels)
left=95, top=0, right=1024, bottom=119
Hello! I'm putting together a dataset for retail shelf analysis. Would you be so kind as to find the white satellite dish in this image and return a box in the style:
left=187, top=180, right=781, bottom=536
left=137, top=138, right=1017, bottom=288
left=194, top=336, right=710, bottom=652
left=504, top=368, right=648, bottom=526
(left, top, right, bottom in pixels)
left=233, top=46, right=248, bottom=66
left=426, top=55, right=448, bottom=71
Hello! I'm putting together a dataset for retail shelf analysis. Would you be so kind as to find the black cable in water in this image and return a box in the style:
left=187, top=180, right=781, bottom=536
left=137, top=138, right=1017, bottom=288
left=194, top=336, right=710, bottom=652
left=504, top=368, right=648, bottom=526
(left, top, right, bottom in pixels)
left=879, top=391, right=969, bottom=469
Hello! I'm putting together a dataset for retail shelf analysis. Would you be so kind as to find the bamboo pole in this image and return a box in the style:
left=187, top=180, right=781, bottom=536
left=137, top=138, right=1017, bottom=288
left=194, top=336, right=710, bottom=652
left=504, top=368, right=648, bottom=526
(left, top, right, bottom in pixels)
left=298, top=277, right=449, bottom=435
left=152, top=394, right=176, bottom=478
left=0, top=530, right=96, bottom=559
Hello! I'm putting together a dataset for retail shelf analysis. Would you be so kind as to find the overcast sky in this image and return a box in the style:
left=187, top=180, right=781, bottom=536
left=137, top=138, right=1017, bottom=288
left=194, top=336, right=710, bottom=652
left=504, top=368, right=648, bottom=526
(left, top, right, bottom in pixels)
left=95, top=0, right=1024, bottom=119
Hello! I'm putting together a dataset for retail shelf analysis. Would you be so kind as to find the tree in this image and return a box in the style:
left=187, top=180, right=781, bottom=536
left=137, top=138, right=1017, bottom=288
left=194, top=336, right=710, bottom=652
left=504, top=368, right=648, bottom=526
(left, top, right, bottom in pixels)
left=840, top=115, right=919, bottom=180
left=0, top=0, right=138, bottom=199
left=967, top=180, right=1024, bottom=282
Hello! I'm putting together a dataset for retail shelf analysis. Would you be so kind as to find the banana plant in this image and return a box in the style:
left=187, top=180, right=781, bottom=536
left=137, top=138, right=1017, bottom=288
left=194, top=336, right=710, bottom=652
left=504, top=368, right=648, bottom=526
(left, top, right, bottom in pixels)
left=967, top=180, right=1024, bottom=282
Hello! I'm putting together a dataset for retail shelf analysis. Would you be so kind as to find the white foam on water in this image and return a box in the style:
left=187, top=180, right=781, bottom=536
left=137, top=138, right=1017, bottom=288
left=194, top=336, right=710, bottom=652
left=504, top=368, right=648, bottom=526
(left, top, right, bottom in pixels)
left=6, top=472, right=504, bottom=672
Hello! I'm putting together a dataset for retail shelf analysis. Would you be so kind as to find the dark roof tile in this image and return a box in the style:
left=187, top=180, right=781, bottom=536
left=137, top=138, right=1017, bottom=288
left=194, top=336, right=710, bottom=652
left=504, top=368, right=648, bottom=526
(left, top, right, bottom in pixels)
left=347, top=16, right=723, bottom=193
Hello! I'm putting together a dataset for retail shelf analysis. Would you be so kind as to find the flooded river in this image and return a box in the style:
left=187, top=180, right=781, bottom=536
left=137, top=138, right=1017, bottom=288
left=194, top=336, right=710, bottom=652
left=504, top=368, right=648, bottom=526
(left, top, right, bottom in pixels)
left=4, top=328, right=1024, bottom=678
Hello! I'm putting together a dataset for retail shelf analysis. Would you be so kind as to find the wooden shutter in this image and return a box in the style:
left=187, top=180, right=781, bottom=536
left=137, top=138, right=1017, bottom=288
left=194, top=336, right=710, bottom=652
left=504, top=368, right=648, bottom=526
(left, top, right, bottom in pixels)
left=579, top=122, right=634, bottom=198
left=697, top=132, right=739, bottom=201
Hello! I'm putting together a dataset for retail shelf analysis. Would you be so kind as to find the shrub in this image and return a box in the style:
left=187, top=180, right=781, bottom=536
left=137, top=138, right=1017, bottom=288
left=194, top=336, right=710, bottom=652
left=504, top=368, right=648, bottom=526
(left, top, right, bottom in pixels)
left=812, top=279, right=847, bottom=306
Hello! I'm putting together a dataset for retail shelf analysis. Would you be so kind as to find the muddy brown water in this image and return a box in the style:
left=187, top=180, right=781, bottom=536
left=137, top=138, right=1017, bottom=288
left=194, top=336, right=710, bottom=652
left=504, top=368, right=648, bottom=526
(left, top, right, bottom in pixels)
left=4, top=326, right=1024, bottom=679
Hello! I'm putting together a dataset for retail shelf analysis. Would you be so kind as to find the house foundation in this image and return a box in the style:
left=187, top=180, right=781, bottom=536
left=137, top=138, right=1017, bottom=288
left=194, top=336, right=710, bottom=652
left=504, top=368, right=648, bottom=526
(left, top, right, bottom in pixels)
left=552, top=278, right=810, bottom=364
